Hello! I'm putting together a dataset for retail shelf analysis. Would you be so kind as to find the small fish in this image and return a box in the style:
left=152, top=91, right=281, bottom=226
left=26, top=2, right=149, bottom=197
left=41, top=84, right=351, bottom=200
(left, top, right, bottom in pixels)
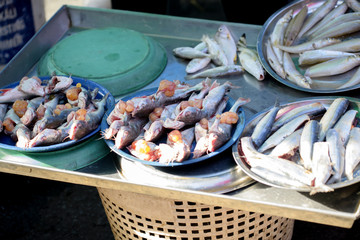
left=270, top=128, right=302, bottom=159
left=251, top=101, right=280, bottom=148
left=186, top=57, right=211, bottom=74
left=299, top=120, right=319, bottom=171
left=337, top=66, right=360, bottom=89
left=266, top=40, right=286, bottom=79
left=20, top=97, right=44, bottom=126
left=14, top=124, right=31, bottom=148
left=277, top=38, right=341, bottom=54
left=283, top=52, right=311, bottom=89
left=304, top=55, right=360, bottom=78
left=321, top=38, right=360, bottom=52
left=310, top=142, right=334, bottom=195
left=298, top=49, right=355, bottom=66
left=202, top=34, right=228, bottom=66
left=28, top=128, right=64, bottom=148
left=187, top=65, right=244, bottom=79
left=312, top=20, right=360, bottom=40
left=44, top=75, right=73, bottom=95
left=326, top=129, right=345, bottom=184
left=345, top=0, right=360, bottom=12
left=115, top=117, right=148, bottom=149
left=270, top=9, right=293, bottom=64
left=104, top=116, right=130, bottom=140
left=237, top=34, right=265, bottom=81
left=0, top=79, right=42, bottom=103
left=344, top=127, right=360, bottom=180
left=173, top=47, right=211, bottom=59
left=284, top=5, right=308, bottom=46
left=214, top=25, right=237, bottom=65
left=18, top=76, right=45, bottom=97
left=333, top=109, right=358, bottom=144
left=318, top=98, right=349, bottom=141
left=258, top=114, right=310, bottom=153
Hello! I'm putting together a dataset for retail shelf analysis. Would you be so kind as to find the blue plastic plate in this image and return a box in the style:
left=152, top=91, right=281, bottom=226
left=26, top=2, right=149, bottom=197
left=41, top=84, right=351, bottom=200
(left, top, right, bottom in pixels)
left=101, top=88, right=246, bottom=167
left=0, top=76, right=115, bottom=152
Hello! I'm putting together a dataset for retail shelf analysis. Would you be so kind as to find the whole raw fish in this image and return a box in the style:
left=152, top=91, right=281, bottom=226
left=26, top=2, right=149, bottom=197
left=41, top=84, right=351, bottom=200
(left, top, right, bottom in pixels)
left=284, top=5, right=308, bottom=46
left=321, top=38, right=360, bottom=52
left=187, top=65, right=244, bottom=79
left=344, top=127, right=360, bottom=180
left=312, top=20, right=360, bottom=40
left=202, top=34, right=228, bottom=66
left=270, top=128, right=302, bottom=159
left=283, top=52, right=311, bottom=89
left=326, top=129, right=345, bottom=184
left=258, top=114, right=310, bottom=153
left=251, top=101, right=280, bottom=148
left=318, top=98, right=349, bottom=141
left=345, top=0, right=360, bottom=12
left=337, top=66, right=360, bottom=89
left=173, top=47, right=211, bottom=59
left=310, top=142, right=334, bottom=195
left=266, top=40, right=286, bottom=79
left=277, top=38, right=341, bottom=54
left=299, top=120, right=319, bottom=171
left=333, top=109, right=358, bottom=144
left=298, top=50, right=355, bottom=66
left=115, top=117, right=148, bottom=149
left=237, top=34, right=265, bottom=81
left=186, top=57, right=211, bottom=74
left=214, top=25, right=237, bottom=65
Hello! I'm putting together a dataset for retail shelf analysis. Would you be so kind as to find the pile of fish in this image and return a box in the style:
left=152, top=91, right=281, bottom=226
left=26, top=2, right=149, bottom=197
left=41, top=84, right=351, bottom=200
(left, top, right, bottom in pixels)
left=173, top=25, right=265, bottom=81
left=266, top=0, right=360, bottom=89
left=0, top=76, right=109, bottom=148
left=238, top=97, right=360, bottom=195
left=104, top=78, right=250, bottom=164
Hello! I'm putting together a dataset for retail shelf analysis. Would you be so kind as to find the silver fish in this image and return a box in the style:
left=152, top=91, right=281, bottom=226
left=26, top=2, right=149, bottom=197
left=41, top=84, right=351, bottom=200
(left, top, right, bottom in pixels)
left=298, top=49, right=355, bottom=66
left=345, top=0, right=360, bottom=12
left=333, top=109, right=358, bottom=145
left=214, top=25, right=237, bottom=65
left=283, top=52, right=311, bottom=89
left=299, top=120, right=319, bottom=171
left=240, top=136, right=315, bottom=186
left=321, top=38, right=360, bottom=53
left=270, top=128, right=302, bottom=159
left=202, top=34, right=228, bottom=66
left=186, top=57, right=211, bottom=74
left=345, top=127, right=360, bottom=180
left=304, top=55, right=360, bottom=78
left=310, top=142, right=334, bottom=195
left=318, top=98, right=349, bottom=141
left=284, top=5, right=308, bottom=46
left=251, top=101, right=280, bottom=148
left=258, top=114, right=310, bottom=153
left=312, top=20, right=360, bottom=40
left=173, top=47, right=211, bottom=59
left=266, top=40, right=286, bottom=79
left=337, top=66, right=360, bottom=89
left=277, top=38, right=341, bottom=54
left=237, top=34, right=265, bottom=81
left=296, top=0, right=338, bottom=39
left=187, top=65, right=244, bottom=79
left=326, top=129, right=345, bottom=184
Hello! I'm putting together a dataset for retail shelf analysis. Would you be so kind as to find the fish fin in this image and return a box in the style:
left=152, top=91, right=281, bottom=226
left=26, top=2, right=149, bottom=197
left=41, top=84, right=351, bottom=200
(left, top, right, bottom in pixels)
left=0, top=88, right=13, bottom=94
left=309, top=184, right=334, bottom=195
left=237, top=33, right=247, bottom=51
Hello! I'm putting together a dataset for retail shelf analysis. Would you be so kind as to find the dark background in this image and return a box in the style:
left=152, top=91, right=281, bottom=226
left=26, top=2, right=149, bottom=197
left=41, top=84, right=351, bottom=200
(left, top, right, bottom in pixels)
left=1, top=0, right=360, bottom=239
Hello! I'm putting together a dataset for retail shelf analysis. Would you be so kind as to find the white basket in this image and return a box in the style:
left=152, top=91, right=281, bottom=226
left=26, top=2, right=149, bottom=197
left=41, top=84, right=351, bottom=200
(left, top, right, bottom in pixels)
left=98, top=187, right=294, bottom=240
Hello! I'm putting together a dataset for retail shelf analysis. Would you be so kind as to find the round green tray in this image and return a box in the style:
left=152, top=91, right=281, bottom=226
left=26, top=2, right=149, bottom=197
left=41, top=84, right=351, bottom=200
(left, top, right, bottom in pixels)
left=0, top=133, right=110, bottom=170
left=38, top=27, right=167, bottom=97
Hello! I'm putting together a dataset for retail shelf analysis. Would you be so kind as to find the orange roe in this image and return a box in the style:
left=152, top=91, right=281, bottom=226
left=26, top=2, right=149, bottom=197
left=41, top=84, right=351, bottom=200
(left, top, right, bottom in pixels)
left=125, top=100, right=134, bottom=113
left=220, top=112, right=239, bottom=124
left=158, top=79, right=176, bottom=97
left=168, top=130, right=183, bottom=144
left=12, top=100, right=28, bottom=117
left=2, top=118, right=15, bottom=132
left=66, top=86, right=82, bottom=101
left=75, top=108, right=87, bottom=121
left=199, top=118, right=209, bottom=130
left=131, top=139, right=151, bottom=154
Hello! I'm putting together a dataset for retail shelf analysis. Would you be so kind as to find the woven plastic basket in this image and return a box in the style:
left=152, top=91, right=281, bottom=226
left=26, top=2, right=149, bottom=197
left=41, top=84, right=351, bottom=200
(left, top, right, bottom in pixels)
left=97, top=187, right=294, bottom=240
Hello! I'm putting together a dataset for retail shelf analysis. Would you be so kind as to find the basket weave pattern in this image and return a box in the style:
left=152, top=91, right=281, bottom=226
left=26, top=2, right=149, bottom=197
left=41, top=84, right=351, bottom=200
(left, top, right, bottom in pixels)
left=98, top=187, right=294, bottom=240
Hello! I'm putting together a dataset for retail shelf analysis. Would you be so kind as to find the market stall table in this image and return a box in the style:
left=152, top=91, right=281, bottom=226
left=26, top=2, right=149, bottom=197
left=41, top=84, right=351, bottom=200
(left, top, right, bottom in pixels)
left=0, top=5, right=359, bottom=239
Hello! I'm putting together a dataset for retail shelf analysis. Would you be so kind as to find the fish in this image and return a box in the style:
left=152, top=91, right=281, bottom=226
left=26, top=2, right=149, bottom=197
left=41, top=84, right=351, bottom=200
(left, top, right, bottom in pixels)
left=271, top=102, right=325, bottom=131
left=312, top=20, right=360, bottom=40
left=270, top=9, right=293, bottom=64
left=298, top=49, right=355, bottom=66
left=103, top=115, right=130, bottom=140
left=251, top=101, right=280, bottom=148
left=214, top=25, right=237, bottom=65
left=187, top=65, right=244, bottom=79
left=28, top=128, right=64, bottom=148
left=284, top=5, right=308, bottom=46
left=283, top=52, right=311, bottom=89
left=276, top=38, right=341, bottom=54
left=127, top=139, right=160, bottom=162
left=207, top=97, right=250, bottom=152
left=310, top=142, right=334, bottom=195
left=318, top=98, right=349, bottom=141
left=0, top=103, right=8, bottom=132
left=258, top=114, right=310, bottom=153
left=114, top=117, right=148, bottom=149
left=299, top=120, right=319, bottom=171
left=237, top=34, right=265, bottom=81
left=186, top=57, right=211, bottom=74
left=14, top=124, right=31, bottom=148
left=304, top=55, right=360, bottom=78
left=337, top=66, right=360, bottom=89
left=173, top=47, right=211, bottom=59
left=240, top=136, right=315, bottom=186
left=265, top=40, right=286, bottom=79
left=322, top=38, right=360, bottom=53
left=333, top=109, right=358, bottom=145
left=44, top=75, right=73, bottom=95
left=77, top=88, right=90, bottom=109
left=345, top=0, right=360, bottom=12
left=270, top=128, right=302, bottom=159
left=296, top=0, right=338, bottom=40
left=18, top=76, right=45, bottom=97
left=344, top=127, right=360, bottom=180
left=304, top=2, right=348, bottom=38
left=0, top=79, right=42, bottom=103
left=202, top=34, right=228, bottom=66
left=326, top=129, right=345, bottom=184
left=20, top=97, right=44, bottom=126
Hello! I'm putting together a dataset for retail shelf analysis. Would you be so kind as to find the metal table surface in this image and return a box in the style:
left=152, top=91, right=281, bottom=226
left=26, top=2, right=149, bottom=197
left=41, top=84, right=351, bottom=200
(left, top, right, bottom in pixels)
left=0, top=5, right=359, bottom=229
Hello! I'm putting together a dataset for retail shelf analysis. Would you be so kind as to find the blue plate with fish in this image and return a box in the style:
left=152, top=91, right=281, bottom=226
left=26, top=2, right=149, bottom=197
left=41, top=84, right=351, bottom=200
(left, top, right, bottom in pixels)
left=232, top=97, right=360, bottom=192
left=101, top=87, right=246, bottom=167
left=0, top=76, right=115, bottom=152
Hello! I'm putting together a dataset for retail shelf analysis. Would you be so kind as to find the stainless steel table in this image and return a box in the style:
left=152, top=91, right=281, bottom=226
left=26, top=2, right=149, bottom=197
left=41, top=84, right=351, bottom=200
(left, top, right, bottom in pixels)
left=0, top=5, right=359, bottom=229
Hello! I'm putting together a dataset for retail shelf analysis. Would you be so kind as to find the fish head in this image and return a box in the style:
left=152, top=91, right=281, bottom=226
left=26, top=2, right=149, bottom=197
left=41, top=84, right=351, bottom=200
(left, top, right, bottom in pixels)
left=69, top=120, right=89, bottom=140
left=207, top=132, right=227, bottom=153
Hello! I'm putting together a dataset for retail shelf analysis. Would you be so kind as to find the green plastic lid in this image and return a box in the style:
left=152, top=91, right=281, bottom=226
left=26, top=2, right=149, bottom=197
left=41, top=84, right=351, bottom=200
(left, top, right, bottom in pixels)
left=38, top=27, right=167, bottom=97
